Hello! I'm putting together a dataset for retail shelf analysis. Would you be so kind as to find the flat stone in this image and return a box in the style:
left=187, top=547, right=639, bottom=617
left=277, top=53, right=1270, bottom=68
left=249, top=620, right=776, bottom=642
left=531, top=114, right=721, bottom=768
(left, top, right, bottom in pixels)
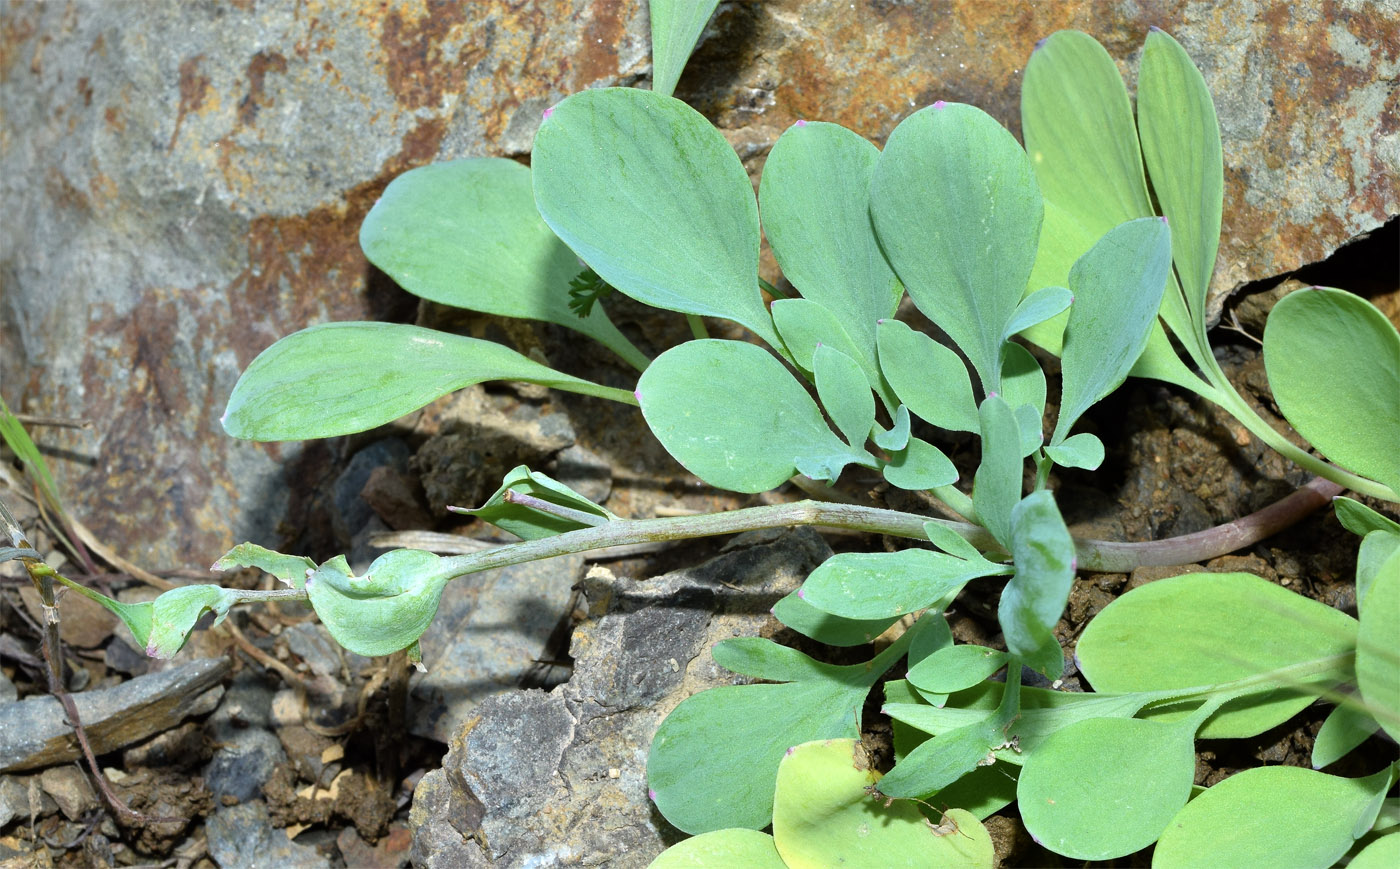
left=203, top=728, right=287, bottom=805
left=412, top=528, right=833, bottom=865
left=282, top=623, right=345, bottom=680
left=0, top=657, right=229, bottom=773
left=0, top=673, right=14, bottom=706
left=205, top=800, right=329, bottom=869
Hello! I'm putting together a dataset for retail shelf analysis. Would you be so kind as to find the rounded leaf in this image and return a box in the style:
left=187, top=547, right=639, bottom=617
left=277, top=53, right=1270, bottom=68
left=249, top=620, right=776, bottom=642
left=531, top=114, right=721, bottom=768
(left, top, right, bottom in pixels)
left=1019, top=717, right=1194, bottom=860
left=1356, top=545, right=1400, bottom=741
left=1075, top=572, right=1357, bottom=738
left=648, top=828, right=786, bottom=869
left=1264, top=287, right=1400, bottom=495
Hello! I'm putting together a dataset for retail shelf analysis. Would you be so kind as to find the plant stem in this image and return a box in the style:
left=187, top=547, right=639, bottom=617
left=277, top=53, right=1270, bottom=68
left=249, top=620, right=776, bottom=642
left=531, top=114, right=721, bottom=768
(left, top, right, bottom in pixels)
left=686, top=314, right=709, bottom=340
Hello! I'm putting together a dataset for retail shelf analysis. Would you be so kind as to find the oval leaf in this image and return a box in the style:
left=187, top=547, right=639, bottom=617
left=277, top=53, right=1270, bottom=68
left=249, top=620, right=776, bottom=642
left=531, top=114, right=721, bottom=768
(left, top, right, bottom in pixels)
left=222, top=322, right=629, bottom=441
left=532, top=88, right=779, bottom=349
left=637, top=339, right=865, bottom=492
left=1355, top=546, right=1400, bottom=741
left=649, top=0, right=720, bottom=98
left=870, top=102, right=1042, bottom=393
left=649, top=828, right=786, bottom=869
left=1075, top=571, right=1357, bottom=738
left=305, top=550, right=456, bottom=658
left=801, top=549, right=1008, bottom=621
left=877, top=319, right=979, bottom=433
left=1263, top=288, right=1400, bottom=495
left=907, top=645, right=1008, bottom=696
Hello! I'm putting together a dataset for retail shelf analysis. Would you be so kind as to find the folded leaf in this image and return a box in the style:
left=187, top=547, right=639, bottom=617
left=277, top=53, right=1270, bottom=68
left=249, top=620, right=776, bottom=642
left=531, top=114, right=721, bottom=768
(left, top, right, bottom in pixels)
left=304, top=550, right=458, bottom=658
left=999, top=490, right=1075, bottom=678
left=465, top=465, right=616, bottom=540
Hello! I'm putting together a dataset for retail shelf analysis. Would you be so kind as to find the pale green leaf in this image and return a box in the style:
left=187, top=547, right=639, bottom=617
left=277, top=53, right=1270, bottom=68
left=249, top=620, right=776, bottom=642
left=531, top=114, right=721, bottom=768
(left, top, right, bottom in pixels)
left=222, top=322, right=629, bottom=441
left=1044, top=432, right=1105, bottom=470
left=876, top=319, right=979, bottom=433
left=870, top=102, right=1042, bottom=393
left=1000, top=490, right=1075, bottom=677
left=906, top=645, right=1008, bottom=695
left=770, top=589, right=899, bottom=647
left=649, top=0, right=720, bottom=98
left=882, top=437, right=958, bottom=492
left=648, top=828, right=786, bottom=869
left=1004, top=286, right=1072, bottom=341
left=814, top=345, right=875, bottom=450
left=359, top=158, right=645, bottom=369
left=532, top=87, right=780, bottom=349
left=1313, top=702, right=1381, bottom=769
left=305, top=549, right=457, bottom=658
left=1356, top=546, right=1400, bottom=742
left=972, top=395, right=1022, bottom=546
left=211, top=543, right=315, bottom=589
left=464, top=465, right=616, bottom=540
left=800, top=549, right=1008, bottom=621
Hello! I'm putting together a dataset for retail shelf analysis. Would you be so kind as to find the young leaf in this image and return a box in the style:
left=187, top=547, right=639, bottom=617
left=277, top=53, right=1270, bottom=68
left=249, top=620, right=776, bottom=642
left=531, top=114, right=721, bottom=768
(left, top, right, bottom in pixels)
left=972, top=395, right=1022, bottom=547
left=760, top=121, right=901, bottom=372
left=876, top=319, right=979, bottom=433
left=813, top=345, right=876, bottom=450
left=359, top=158, right=646, bottom=369
left=771, top=739, right=994, bottom=869
left=712, top=637, right=841, bottom=684
left=1044, top=432, right=1105, bottom=471
left=1313, top=702, right=1382, bottom=769
left=1263, top=288, right=1400, bottom=496
left=771, top=299, right=890, bottom=408
left=1357, top=529, right=1400, bottom=611
left=882, top=437, right=958, bottom=492
left=870, top=102, right=1043, bottom=393
left=1001, top=343, right=1047, bottom=457
left=1334, top=496, right=1400, bottom=538
left=463, top=465, right=616, bottom=540
left=1051, top=217, right=1172, bottom=444
left=1355, top=546, right=1400, bottom=742
left=304, top=550, right=457, bottom=658
left=647, top=641, right=906, bottom=833
left=212, top=543, right=315, bottom=589
left=637, top=339, right=870, bottom=492
left=770, top=589, right=899, bottom=648
left=1151, top=765, right=1395, bottom=869
left=1003, top=286, right=1072, bottom=341
left=872, top=404, right=911, bottom=452
left=923, top=521, right=986, bottom=562
left=53, top=576, right=238, bottom=659
left=222, top=322, right=631, bottom=441
left=649, top=0, right=721, bottom=98
left=1018, top=717, right=1195, bottom=860
left=532, top=88, right=781, bottom=350
left=1350, top=833, right=1400, bottom=869
left=649, top=828, right=786, bottom=869
left=906, top=645, right=1008, bottom=695
left=1137, top=27, right=1223, bottom=348
left=999, top=490, right=1075, bottom=678
left=799, top=549, right=1009, bottom=621
left=1075, top=571, right=1358, bottom=738
left=906, top=611, right=954, bottom=668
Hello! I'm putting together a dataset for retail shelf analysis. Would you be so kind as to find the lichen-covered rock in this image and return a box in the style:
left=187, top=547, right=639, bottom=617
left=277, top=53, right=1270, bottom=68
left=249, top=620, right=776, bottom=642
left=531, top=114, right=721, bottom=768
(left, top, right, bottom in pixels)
left=408, top=527, right=833, bottom=867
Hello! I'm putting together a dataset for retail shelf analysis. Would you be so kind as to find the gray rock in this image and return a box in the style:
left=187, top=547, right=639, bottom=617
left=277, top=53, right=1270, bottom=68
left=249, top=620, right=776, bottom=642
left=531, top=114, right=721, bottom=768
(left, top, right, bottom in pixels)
left=333, top=438, right=412, bottom=546
left=407, top=768, right=488, bottom=868
left=550, top=445, right=613, bottom=505
left=203, top=728, right=287, bottom=805
left=206, top=800, right=329, bottom=869
left=282, top=622, right=345, bottom=680
left=411, top=528, right=834, bottom=866
left=0, top=670, right=16, bottom=705
left=0, top=657, right=229, bottom=773
left=409, top=554, right=583, bottom=744
left=208, top=670, right=276, bottom=733
left=38, top=765, right=97, bottom=821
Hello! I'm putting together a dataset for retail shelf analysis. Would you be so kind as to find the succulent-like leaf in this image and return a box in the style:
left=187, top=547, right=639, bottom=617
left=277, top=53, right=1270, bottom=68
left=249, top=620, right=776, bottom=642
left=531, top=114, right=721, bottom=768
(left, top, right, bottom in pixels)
left=54, top=576, right=238, bottom=660
left=876, top=319, right=979, bottom=433
left=771, top=298, right=881, bottom=394
left=637, top=339, right=870, bottom=492
left=1018, top=716, right=1195, bottom=860
left=760, top=120, right=901, bottom=374
left=799, top=549, right=1008, bottom=621
left=1151, top=765, right=1395, bottom=869
left=532, top=88, right=781, bottom=349
left=648, top=828, right=786, bottom=869
left=972, top=396, right=1022, bottom=546
left=1075, top=571, right=1357, bottom=738
left=882, top=437, right=958, bottom=492
left=999, top=490, right=1075, bottom=678
left=359, top=158, right=646, bottom=369
left=770, top=589, right=899, bottom=647
left=870, top=102, right=1042, bottom=393
left=222, top=322, right=631, bottom=441
left=771, top=739, right=994, bottom=869
left=813, top=345, right=876, bottom=450
left=1312, top=702, right=1381, bottom=770
left=1355, top=546, right=1400, bottom=742
left=1263, top=288, right=1400, bottom=496
left=1044, top=432, right=1105, bottom=471
left=649, top=0, right=721, bottom=98
left=212, top=543, right=315, bottom=589
left=906, top=645, right=1008, bottom=696
left=1004, top=286, right=1073, bottom=341
left=1052, top=217, right=1172, bottom=444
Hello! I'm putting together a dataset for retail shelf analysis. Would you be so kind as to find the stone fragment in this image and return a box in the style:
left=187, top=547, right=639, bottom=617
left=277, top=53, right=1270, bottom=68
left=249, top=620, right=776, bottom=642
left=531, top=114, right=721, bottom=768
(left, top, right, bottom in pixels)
left=333, top=439, right=413, bottom=545
left=203, top=728, right=287, bottom=805
left=410, top=528, right=834, bottom=864
left=205, top=800, right=329, bottom=869
left=37, top=766, right=96, bottom=821
left=0, top=673, right=14, bottom=705
left=0, top=657, right=229, bottom=773
left=549, top=444, right=614, bottom=505
left=337, top=823, right=413, bottom=869
left=17, top=585, right=119, bottom=650
left=283, top=623, right=345, bottom=679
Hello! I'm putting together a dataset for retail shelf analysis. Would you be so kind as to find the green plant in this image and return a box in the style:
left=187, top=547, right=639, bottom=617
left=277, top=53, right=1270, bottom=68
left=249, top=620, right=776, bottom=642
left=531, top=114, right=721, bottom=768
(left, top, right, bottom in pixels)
left=8, top=7, right=1397, bottom=864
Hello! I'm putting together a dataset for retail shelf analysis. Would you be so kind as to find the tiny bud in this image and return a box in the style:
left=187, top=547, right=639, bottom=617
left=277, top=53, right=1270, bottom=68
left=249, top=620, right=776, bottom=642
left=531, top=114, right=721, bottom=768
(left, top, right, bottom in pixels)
left=1070, top=557, right=1078, bottom=572
left=988, top=391, right=999, bottom=398
left=1149, top=25, right=1164, bottom=32
left=648, top=789, right=657, bottom=801
left=1160, top=215, right=1168, bottom=224
left=933, top=100, right=947, bottom=110
left=786, top=746, right=796, bottom=756
left=877, top=318, right=886, bottom=324
left=797, top=588, right=806, bottom=599
left=543, top=106, right=555, bottom=120
left=633, top=389, right=643, bottom=402
left=795, top=119, right=808, bottom=127
left=1034, top=36, right=1049, bottom=50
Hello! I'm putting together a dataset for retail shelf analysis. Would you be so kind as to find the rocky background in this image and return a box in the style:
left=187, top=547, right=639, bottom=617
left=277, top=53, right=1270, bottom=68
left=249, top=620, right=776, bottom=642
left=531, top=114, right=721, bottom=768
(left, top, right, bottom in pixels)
left=1, top=1, right=1397, bottom=867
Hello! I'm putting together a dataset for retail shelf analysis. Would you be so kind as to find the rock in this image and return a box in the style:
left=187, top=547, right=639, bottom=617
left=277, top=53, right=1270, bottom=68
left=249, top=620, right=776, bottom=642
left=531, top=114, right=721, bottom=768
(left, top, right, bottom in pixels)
left=337, top=823, right=413, bottom=869
left=282, top=623, right=344, bottom=680
left=361, top=466, right=433, bottom=532
left=333, top=439, right=412, bottom=546
left=205, top=800, right=329, bottom=869
left=37, top=766, right=96, bottom=821
left=208, top=670, right=275, bottom=732
left=410, top=528, right=834, bottom=865
left=549, top=445, right=613, bottom=505
left=0, top=673, right=14, bottom=705
left=120, top=722, right=211, bottom=771
left=203, top=728, right=287, bottom=805
left=0, top=776, right=41, bottom=830
left=17, top=585, right=119, bottom=650
left=0, top=657, right=229, bottom=773
left=409, top=554, right=583, bottom=744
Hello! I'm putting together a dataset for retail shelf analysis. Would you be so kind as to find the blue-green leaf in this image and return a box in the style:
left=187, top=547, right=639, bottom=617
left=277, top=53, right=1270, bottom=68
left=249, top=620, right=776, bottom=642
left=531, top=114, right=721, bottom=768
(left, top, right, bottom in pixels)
left=800, top=549, right=1008, bottom=620
left=872, top=404, right=911, bottom=452
left=304, top=550, right=457, bottom=658
left=876, top=319, right=979, bottom=433
left=464, top=465, right=616, bottom=540
left=359, top=158, right=645, bottom=369
left=870, top=102, right=1042, bottom=393
left=906, top=645, right=1008, bottom=695
left=1044, top=432, right=1105, bottom=471
left=1004, top=286, right=1072, bottom=341
left=882, top=437, right=958, bottom=492
left=222, top=322, right=631, bottom=441
left=637, top=339, right=870, bottom=492
left=972, top=396, right=1022, bottom=546
left=212, top=543, right=315, bottom=589
left=814, top=345, right=876, bottom=450
left=532, top=87, right=780, bottom=349
left=771, top=589, right=900, bottom=648
left=649, top=0, right=720, bottom=98
left=999, top=490, right=1074, bottom=678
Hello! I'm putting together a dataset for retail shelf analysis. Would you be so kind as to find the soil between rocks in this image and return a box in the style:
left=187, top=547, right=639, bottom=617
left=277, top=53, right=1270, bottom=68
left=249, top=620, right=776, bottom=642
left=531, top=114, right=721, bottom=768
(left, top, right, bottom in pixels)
left=1, top=232, right=1397, bottom=867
